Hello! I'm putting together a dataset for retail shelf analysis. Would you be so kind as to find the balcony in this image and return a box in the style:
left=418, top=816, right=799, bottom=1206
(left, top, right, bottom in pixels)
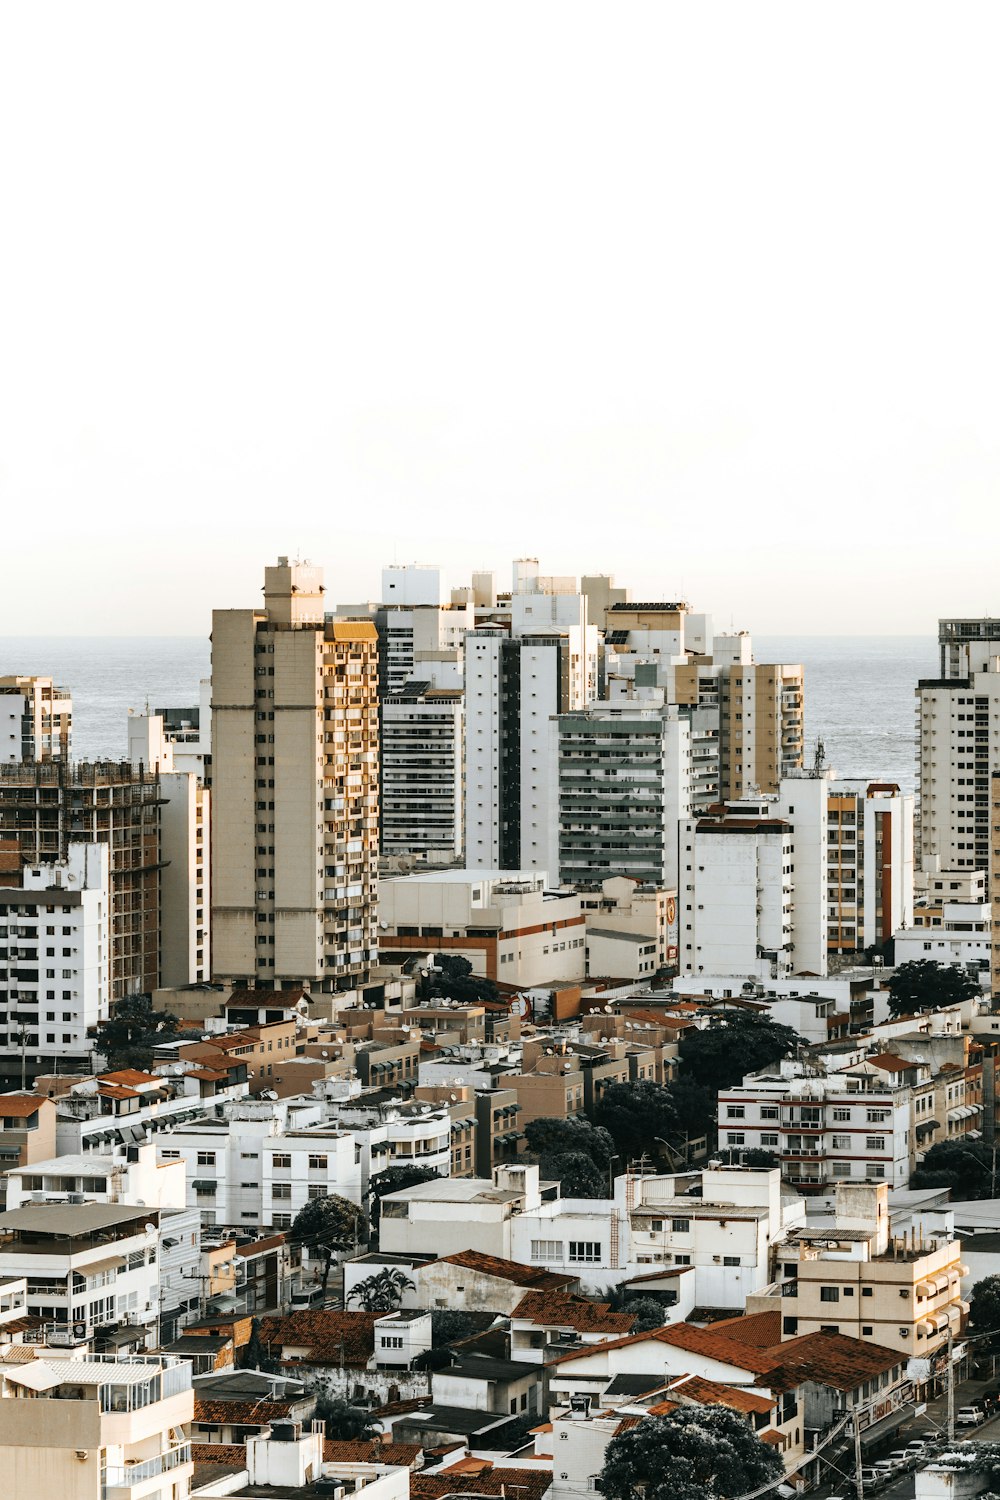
left=102, top=1441, right=192, bottom=1496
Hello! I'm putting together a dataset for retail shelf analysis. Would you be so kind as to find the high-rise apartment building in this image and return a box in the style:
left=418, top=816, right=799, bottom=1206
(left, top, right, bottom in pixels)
left=464, top=565, right=598, bottom=874
left=0, top=761, right=161, bottom=1000
left=382, top=681, right=464, bottom=861
left=938, top=617, right=1000, bottom=678
left=0, top=676, right=72, bottom=762
left=916, top=659, right=1000, bottom=877
left=825, top=778, right=913, bottom=956
left=211, top=558, right=379, bottom=993
left=991, top=770, right=1000, bottom=997
left=127, top=712, right=210, bottom=986
left=679, top=803, right=797, bottom=978
left=718, top=661, right=805, bottom=798
left=556, top=693, right=690, bottom=889
left=0, top=842, right=109, bottom=1079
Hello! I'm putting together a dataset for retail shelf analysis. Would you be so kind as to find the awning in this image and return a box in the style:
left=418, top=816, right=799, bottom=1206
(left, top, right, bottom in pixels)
left=4, top=1364, right=63, bottom=1392
left=960, top=1265, right=971, bottom=1276
left=860, top=1403, right=916, bottom=1449
left=917, top=1282, right=934, bottom=1298
left=192, top=1180, right=216, bottom=1191
left=917, top=1320, right=935, bottom=1336
left=74, top=1254, right=126, bottom=1277
left=932, top=1274, right=951, bottom=1294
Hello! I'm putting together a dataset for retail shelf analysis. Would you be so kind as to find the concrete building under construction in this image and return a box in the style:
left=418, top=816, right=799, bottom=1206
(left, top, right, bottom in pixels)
left=0, top=760, right=163, bottom=1000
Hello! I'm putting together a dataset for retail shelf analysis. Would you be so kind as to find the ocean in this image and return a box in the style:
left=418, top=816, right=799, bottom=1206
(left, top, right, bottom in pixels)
left=0, top=634, right=934, bottom=792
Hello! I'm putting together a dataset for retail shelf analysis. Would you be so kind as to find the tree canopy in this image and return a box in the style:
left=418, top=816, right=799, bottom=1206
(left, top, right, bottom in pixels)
left=347, top=1268, right=415, bottom=1312
left=313, top=1394, right=380, bottom=1441
left=678, top=1010, right=803, bottom=1094
left=887, top=960, right=980, bottom=1019
left=95, top=994, right=180, bottom=1072
left=968, top=1277, right=1000, bottom=1339
left=289, top=1195, right=369, bottom=1289
left=621, top=1296, right=666, bottom=1333
left=910, top=1139, right=995, bottom=1199
left=523, top=1116, right=616, bottom=1196
left=540, top=1149, right=606, bottom=1198
left=366, top=1165, right=439, bottom=1226
left=600, top=1405, right=783, bottom=1500
left=425, top=954, right=499, bottom=1005
left=593, top=1079, right=678, bottom=1164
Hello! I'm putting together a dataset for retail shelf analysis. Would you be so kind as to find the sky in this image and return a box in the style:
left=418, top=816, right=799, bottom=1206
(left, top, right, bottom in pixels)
left=2, top=2, right=1000, bottom=638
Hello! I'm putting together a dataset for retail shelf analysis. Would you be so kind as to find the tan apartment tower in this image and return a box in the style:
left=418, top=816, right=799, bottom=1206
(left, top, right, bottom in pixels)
left=0, top=676, right=72, bottom=762
left=211, top=558, right=379, bottom=993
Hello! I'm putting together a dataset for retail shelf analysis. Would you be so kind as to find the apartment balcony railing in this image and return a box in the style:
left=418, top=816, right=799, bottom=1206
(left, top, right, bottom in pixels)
left=102, top=1441, right=192, bottom=1494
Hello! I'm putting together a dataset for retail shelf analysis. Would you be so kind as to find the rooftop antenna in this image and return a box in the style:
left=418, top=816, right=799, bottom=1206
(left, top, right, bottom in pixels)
left=814, top=738, right=826, bottom=772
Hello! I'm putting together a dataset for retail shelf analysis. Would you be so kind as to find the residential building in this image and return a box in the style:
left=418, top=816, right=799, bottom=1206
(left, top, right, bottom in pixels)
left=210, top=557, right=379, bottom=992
left=0, top=842, right=109, bottom=1080
left=0, top=1093, right=57, bottom=1184
left=0, top=676, right=72, bottom=763
left=824, top=778, right=914, bottom=956
left=379, top=868, right=586, bottom=987
left=0, top=760, right=161, bottom=1002
left=578, top=876, right=676, bottom=972
left=556, top=695, right=690, bottom=890
left=0, top=1201, right=162, bottom=1343
left=159, top=1096, right=363, bottom=1232
left=718, top=1056, right=922, bottom=1193
left=938, top=617, right=1000, bottom=679
left=382, top=680, right=464, bottom=861
left=719, top=661, right=805, bottom=798
left=779, top=1182, right=965, bottom=1363
left=679, top=804, right=797, bottom=978
left=916, top=658, right=1000, bottom=878
left=0, top=1349, right=194, bottom=1500
left=992, top=770, right=1000, bottom=996
left=413, top=1248, right=578, bottom=1315
left=152, top=677, right=212, bottom=776
left=128, top=710, right=210, bottom=985
left=378, top=1163, right=551, bottom=1260
left=894, top=901, right=991, bottom=980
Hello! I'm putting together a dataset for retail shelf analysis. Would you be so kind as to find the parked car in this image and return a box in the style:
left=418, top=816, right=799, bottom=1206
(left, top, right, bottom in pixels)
left=854, top=1467, right=883, bottom=1490
left=872, top=1462, right=896, bottom=1484
left=956, top=1407, right=985, bottom=1428
left=887, top=1451, right=913, bottom=1470
left=903, top=1441, right=931, bottom=1460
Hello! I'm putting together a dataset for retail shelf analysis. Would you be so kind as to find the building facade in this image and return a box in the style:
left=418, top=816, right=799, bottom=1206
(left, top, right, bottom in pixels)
left=211, top=558, right=379, bottom=993
left=0, top=677, right=72, bottom=763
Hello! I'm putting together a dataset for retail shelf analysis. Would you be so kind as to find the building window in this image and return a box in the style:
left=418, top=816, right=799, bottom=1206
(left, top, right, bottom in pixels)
left=273, top=1183, right=292, bottom=1200
left=381, top=1336, right=403, bottom=1349
left=308, top=1154, right=328, bottom=1170
left=196, top=1152, right=216, bottom=1167
left=568, top=1241, right=602, bottom=1264
left=671, top=1218, right=690, bottom=1234
left=530, top=1239, right=561, bottom=1263
left=866, top=1136, right=886, bottom=1151
left=272, top=1153, right=291, bottom=1169
left=726, top=1106, right=745, bottom=1119
left=820, top=1286, right=840, bottom=1302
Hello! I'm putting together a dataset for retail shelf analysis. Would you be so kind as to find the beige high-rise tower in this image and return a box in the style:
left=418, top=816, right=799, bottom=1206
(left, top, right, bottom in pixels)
left=211, top=558, right=379, bottom=993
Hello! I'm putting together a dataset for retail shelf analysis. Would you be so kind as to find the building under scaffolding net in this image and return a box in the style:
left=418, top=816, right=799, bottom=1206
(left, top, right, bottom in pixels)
left=0, top=760, right=163, bottom=999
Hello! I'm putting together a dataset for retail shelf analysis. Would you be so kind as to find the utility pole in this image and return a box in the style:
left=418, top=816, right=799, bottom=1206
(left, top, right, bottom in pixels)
left=947, top=1325, right=955, bottom=1443
left=853, top=1411, right=864, bottom=1500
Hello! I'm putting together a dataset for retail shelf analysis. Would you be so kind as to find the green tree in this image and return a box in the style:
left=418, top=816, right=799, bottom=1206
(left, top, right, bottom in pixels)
left=621, top=1296, right=665, bottom=1333
left=367, top=1165, right=439, bottom=1227
left=238, top=1316, right=282, bottom=1374
left=347, top=1268, right=416, bottom=1312
left=524, top=1116, right=616, bottom=1169
left=714, top=1147, right=779, bottom=1169
left=887, top=960, right=980, bottom=1019
left=910, top=1139, right=995, bottom=1199
left=668, top=1076, right=716, bottom=1142
left=600, top=1406, right=783, bottom=1500
left=594, top=1079, right=678, bottom=1164
left=289, top=1195, right=369, bottom=1291
left=431, top=1308, right=474, bottom=1347
left=542, top=1150, right=606, bottom=1198
left=968, top=1277, right=1000, bottom=1340
left=679, top=1010, right=803, bottom=1093
left=95, top=994, right=180, bottom=1072
left=314, top=1393, right=380, bottom=1441
left=426, top=954, right=499, bottom=1005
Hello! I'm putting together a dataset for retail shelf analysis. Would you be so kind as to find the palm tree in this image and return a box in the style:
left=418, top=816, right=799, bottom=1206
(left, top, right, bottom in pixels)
left=347, top=1268, right=416, bottom=1312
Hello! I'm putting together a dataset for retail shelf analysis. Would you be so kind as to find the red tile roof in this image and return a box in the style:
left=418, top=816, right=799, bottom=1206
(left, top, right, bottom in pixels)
left=704, top=1310, right=783, bottom=1348
left=411, top=1470, right=551, bottom=1500
left=0, top=1094, right=42, bottom=1117
left=257, top=1310, right=376, bottom=1368
left=667, top=1374, right=774, bottom=1415
left=512, top=1291, right=635, bottom=1335
left=771, top=1331, right=903, bottom=1389
left=432, top=1250, right=578, bottom=1290
left=195, top=1396, right=293, bottom=1424
left=324, top=1439, right=423, bottom=1467
left=99, top=1069, right=160, bottom=1085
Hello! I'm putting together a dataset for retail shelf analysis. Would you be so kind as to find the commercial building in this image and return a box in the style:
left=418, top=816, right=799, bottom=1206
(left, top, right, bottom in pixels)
left=556, top=694, right=690, bottom=890
left=0, top=676, right=72, bottom=763
left=0, top=761, right=162, bottom=1002
left=211, top=557, right=379, bottom=993
left=0, top=843, right=109, bottom=1078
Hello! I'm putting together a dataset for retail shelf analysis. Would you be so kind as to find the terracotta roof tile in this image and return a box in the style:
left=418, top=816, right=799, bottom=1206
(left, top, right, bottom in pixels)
left=769, top=1331, right=903, bottom=1390
left=411, top=1470, right=551, bottom=1500
left=195, top=1396, right=293, bottom=1424
left=324, top=1440, right=423, bottom=1467
left=704, top=1310, right=783, bottom=1348
left=513, top=1291, right=635, bottom=1335
left=257, top=1309, right=376, bottom=1368
left=432, top=1250, right=578, bottom=1290
left=667, top=1374, right=774, bottom=1415
left=191, top=1442, right=247, bottom=1466
left=0, top=1094, right=43, bottom=1117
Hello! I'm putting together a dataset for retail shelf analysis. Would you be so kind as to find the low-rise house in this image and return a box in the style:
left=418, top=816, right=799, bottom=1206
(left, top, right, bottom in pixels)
left=510, top=1290, right=635, bottom=1362
left=379, top=1164, right=554, bottom=1260
left=0, top=1094, right=57, bottom=1186
left=192, top=1367, right=315, bottom=1445
left=432, top=1352, right=543, bottom=1417
left=416, top=1250, right=578, bottom=1315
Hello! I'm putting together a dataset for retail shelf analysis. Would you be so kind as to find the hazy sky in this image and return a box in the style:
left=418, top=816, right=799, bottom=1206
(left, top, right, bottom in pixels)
left=2, top=3, right=999, bottom=638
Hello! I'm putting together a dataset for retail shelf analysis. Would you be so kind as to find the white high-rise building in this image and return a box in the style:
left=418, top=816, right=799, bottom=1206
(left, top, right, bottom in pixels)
left=127, top=712, right=210, bottom=986
left=917, top=656, right=1000, bottom=879
left=0, top=842, right=109, bottom=1073
left=679, top=802, right=796, bottom=978
left=0, top=676, right=72, bottom=762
